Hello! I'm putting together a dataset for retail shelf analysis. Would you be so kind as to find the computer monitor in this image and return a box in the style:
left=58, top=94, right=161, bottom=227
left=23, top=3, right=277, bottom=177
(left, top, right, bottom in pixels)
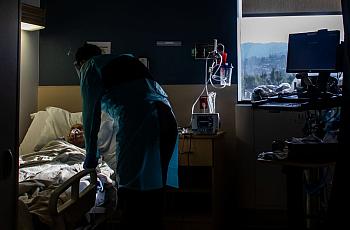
left=286, top=29, right=340, bottom=73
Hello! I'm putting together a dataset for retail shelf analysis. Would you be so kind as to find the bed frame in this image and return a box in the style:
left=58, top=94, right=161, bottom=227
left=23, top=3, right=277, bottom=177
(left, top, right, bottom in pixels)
left=49, top=169, right=97, bottom=230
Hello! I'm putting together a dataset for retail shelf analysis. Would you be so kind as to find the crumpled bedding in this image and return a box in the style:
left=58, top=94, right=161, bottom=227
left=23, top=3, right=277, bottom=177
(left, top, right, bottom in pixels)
left=251, top=83, right=293, bottom=101
left=18, top=139, right=115, bottom=228
left=18, top=179, right=67, bottom=227
left=19, top=139, right=114, bottom=183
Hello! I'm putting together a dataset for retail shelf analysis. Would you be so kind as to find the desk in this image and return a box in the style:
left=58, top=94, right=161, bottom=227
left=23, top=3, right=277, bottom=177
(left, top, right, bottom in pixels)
left=257, top=157, right=335, bottom=229
left=252, top=94, right=342, bottom=111
left=253, top=95, right=339, bottom=228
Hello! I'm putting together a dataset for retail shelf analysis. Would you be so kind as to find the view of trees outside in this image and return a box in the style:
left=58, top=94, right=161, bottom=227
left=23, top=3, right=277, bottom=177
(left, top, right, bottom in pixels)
left=240, top=42, right=295, bottom=100
left=238, top=15, right=344, bottom=101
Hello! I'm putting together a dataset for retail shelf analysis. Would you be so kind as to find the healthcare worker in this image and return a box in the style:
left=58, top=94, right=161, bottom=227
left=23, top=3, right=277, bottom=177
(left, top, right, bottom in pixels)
left=74, top=43, right=179, bottom=229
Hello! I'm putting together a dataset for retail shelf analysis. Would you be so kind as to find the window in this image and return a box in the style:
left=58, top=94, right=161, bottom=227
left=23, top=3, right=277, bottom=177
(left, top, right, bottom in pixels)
left=237, top=1, right=344, bottom=101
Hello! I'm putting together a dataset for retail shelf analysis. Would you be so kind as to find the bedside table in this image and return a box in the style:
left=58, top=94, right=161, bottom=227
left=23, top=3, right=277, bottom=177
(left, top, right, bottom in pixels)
left=164, top=131, right=224, bottom=226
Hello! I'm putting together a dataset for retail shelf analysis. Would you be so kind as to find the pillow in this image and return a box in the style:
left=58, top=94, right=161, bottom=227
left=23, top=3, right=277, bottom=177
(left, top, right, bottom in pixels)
left=23, top=106, right=116, bottom=161
left=34, top=107, right=82, bottom=151
left=19, top=110, right=50, bottom=155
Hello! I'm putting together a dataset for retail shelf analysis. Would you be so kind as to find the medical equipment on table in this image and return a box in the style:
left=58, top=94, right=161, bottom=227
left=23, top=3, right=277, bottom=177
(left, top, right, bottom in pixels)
left=190, top=39, right=232, bottom=133
left=191, top=113, right=220, bottom=135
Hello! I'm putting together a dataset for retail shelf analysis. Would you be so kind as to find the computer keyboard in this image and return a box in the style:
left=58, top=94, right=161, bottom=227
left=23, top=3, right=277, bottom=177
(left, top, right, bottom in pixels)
left=257, top=101, right=306, bottom=109
left=253, top=92, right=342, bottom=110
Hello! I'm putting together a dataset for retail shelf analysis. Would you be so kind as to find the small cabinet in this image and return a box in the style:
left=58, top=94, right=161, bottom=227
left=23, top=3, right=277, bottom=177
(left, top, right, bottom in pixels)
left=164, top=132, right=224, bottom=227
left=178, top=138, right=213, bottom=166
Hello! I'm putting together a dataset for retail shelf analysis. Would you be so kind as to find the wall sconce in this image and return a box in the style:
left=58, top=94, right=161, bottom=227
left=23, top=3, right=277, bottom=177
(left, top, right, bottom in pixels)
left=21, top=3, right=45, bottom=31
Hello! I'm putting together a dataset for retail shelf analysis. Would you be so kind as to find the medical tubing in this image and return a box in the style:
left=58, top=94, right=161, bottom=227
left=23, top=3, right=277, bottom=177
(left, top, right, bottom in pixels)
left=218, top=43, right=225, bottom=51
left=189, top=48, right=225, bottom=126
left=209, top=53, right=225, bottom=89
left=189, top=52, right=214, bottom=126
left=205, top=55, right=209, bottom=96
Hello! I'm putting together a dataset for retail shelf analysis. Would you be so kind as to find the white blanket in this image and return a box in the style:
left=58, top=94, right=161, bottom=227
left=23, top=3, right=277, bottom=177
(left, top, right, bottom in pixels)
left=19, top=139, right=114, bottom=183
left=18, top=140, right=115, bottom=228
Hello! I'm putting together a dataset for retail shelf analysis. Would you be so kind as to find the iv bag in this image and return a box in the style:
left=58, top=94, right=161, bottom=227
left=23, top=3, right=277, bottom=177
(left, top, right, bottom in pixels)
left=219, top=63, right=233, bottom=86
left=212, top=63, right=233, bottom=86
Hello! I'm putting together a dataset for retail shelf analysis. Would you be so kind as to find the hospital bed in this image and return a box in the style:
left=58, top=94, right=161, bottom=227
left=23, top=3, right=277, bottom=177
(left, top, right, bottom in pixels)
left=18, top=106, right=118, bottom=230
left=19, top=167, right=98, bottom=230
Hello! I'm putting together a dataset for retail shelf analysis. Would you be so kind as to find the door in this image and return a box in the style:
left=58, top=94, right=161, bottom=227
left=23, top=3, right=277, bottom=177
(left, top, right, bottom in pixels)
left=0, top=0, right=20, bottom=229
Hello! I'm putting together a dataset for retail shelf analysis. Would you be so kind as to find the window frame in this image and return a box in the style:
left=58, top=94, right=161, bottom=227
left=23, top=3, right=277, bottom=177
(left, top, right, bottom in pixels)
left=237, top=0, right=343, bottom=102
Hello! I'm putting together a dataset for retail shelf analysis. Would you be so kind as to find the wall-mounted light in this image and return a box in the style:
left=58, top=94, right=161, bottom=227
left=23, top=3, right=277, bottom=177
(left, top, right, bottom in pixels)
left=21, top=3, right=45, bottom=31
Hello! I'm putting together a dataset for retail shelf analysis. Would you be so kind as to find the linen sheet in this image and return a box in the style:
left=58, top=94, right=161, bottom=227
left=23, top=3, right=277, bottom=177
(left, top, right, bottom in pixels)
left=18, top=139, right=114, bottom=227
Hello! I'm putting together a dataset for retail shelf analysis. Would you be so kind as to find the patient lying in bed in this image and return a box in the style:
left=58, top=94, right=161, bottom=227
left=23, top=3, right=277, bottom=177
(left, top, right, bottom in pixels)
left=18, top=123, right=115, bottom=228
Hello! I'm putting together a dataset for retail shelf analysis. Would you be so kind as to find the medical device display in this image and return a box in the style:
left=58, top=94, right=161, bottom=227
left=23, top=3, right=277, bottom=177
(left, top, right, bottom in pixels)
left=191, top=113, right=220, bottom=135
left=286, top=29, right=342, bottom=96
left=287, top=29, right=340, bottom=73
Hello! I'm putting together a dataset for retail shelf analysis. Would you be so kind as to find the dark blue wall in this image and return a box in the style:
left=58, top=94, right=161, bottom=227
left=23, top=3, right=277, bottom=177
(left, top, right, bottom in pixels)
left=39, top=0, right=237, bottom=85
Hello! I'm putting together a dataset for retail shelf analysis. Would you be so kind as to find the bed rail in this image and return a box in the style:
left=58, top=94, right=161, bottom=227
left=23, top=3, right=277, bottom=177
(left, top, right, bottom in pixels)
left=49, top=168, right=97, bottom=229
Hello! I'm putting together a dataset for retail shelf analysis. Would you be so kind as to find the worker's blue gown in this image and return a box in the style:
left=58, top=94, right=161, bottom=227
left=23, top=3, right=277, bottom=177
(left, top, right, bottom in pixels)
left=79, top=54, right=178, bottom=190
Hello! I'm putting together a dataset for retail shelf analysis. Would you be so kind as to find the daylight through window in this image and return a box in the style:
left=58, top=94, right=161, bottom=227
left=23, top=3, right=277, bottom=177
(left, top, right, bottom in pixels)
left=237, top=15, right=344, bottom=101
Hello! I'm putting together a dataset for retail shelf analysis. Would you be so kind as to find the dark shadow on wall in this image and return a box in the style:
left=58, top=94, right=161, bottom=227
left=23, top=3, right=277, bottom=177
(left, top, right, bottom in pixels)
left=39, top=0, right=237, bottom=85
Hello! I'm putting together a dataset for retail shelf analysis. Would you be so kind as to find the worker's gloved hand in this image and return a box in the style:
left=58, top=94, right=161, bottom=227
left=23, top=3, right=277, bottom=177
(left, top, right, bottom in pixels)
left=97, top=172, right=113, bottom=185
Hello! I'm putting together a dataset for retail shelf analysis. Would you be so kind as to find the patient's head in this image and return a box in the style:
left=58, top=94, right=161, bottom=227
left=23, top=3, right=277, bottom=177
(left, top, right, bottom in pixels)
left=67, top=124, right=85, bottom=148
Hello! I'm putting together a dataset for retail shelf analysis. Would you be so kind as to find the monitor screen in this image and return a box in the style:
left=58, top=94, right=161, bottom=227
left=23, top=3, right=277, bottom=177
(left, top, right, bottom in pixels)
left=286, top=29, right=340, bottom=73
